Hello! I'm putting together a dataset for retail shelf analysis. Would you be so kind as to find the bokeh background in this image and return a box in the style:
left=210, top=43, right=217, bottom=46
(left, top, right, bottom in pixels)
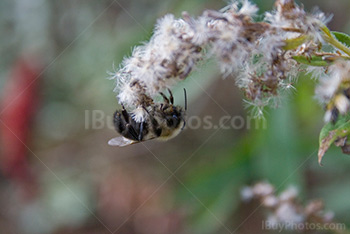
left=1, top=0, right=350, bottom=233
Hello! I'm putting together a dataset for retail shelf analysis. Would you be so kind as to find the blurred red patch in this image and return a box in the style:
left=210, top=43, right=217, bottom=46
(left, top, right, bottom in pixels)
left=0, top=55, right=43, bottom=199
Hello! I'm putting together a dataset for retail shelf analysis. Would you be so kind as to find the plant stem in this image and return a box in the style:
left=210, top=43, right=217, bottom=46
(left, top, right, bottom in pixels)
left=321, top=26, right=350, bottom=57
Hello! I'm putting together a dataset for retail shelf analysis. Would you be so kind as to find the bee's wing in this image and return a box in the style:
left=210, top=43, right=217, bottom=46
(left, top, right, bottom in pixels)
left=108, top=136, right=138, bottom=147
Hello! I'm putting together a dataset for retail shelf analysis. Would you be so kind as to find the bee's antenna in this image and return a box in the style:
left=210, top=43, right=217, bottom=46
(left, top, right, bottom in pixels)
left=141, top=105, right=150, bottom=114
left=183, top=88, right=187, bottom=111
left=167, top=88, right=174, bottom=104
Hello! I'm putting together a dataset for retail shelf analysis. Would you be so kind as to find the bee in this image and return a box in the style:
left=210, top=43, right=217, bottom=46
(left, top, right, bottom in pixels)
left=108, top=89, right=187, bottom=147
left=324, top=88, right=350, bottom=123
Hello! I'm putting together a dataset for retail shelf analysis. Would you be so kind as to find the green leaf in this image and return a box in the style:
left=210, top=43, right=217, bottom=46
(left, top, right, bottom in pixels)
left=293, top=55, right=329, bottom=67
left=321, top=27, right=350, bottom=57
left=318, top=114, right=350, bottom=165
left=332, top=31, right=350, bottom=48
left=283, top=35, right=309, bottom=50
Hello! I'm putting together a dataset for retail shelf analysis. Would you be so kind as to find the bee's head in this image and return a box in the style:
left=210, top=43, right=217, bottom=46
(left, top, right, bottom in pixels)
left=161, top=88, right=187, bottom=130
left=156, top=89, right=187, bottom=140
left=154, top=104, right=185, bottom=140
left=163, top=105, right=186, bottom=129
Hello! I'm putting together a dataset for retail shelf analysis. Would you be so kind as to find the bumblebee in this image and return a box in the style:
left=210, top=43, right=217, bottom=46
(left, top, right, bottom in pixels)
left=109, top=89, right=187, bottom=147
left=324, top=88, right=350, bottom=123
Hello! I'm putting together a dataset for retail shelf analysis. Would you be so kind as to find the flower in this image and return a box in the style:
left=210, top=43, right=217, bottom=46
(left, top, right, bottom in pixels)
left=112, top=14, right=203, bottom=113
left=110, top=0, right=333, bottom=122
left=242, top=181, right=336, bottom=228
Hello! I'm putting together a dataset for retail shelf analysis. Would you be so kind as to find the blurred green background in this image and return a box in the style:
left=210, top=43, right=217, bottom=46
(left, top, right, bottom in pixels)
left=1, top=0, right=350, bottom=233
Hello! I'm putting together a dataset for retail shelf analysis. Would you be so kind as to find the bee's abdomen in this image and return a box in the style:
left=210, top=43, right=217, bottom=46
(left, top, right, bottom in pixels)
left=113, top=111, right=126, bottom=133
left=113, top=109, right=148, bottom=141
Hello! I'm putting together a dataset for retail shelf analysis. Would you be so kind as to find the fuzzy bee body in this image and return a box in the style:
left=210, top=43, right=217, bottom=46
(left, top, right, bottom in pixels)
left=109, top=89, right=186, bottom=147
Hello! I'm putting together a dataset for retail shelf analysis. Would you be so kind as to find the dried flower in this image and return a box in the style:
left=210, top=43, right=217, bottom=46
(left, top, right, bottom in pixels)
left=110, top=0, right=350, bottom=160
left=110, top=0, right=334, bottom=121
left=241, top=182, right=341, bottom=230
left=113, top=14, right=203, bottom=111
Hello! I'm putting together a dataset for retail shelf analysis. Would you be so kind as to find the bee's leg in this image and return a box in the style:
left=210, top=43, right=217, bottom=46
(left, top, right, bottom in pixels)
left=167, top=88, right=174, bottom=104
left=160, top=92, right=170, bottom=104
left=138, top=122, right=144, bottom=141
left=121, top=104, right=131, bottom=123
left=116, top=106, right=140, bottom=141
left=181, top=120, right=186, bottom=130
left=160, top=103, right=169, bottom=112
left=125, top=123, right=140, bottom=141
left=142, top=106, right=162, bottom=137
